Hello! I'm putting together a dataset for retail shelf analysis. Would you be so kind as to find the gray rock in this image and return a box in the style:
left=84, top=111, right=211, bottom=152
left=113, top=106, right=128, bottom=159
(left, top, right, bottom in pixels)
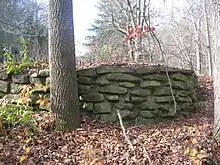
left=138, top=97, right=158, bottom=110
left=0, top=80, right=10, bottom=93
left=105, top=95, right=119, bottom=101
left=106, top=73, right=140, bottom=82
left=39, top=69, right=50, bottom=77
left=10, top=83, right=23, bottom=94
left=30, top=76, right=46, bottom=85
left=96, top=66, right=133, bottom=74
left=130, top=89, right=151, bottom=96
left=140, top=80, right=161, bottom=88
left=78, top=85, right=91, bottom=95
left=170, top=73, right=188, bottom=82
left=114, top=102, right=133, bottom=110
left=0, top=71, right=8, bottom=80
left=99, top=84, right=127, bottom=94
left=137, top=117, right=156, bottom=125
left=95, top=101, right=111, bottom=113
left=100, top=113, right=117, bottom=123
left=143, top=74, right=168, bottom=81
left=77, top=68, right=97, bottom=77
left=119, top=82, right=136, bottom=88
left=155, top=96, right=173, bottom=103
left=140, top=110, right=155, bottom=118
left=96, top=76, right=111, bottom=86
left=3, top=94, right=20, bottom=103
left=176, top=96, right=192, bottom=102
left=165, top=81, right=186, bottom=90
left=78, top=76, right=93, bottom=85
left=130, top=96, right=147, bottom=103
left=81, top=93, right=104, bottom=102
left=153, top=87, right=176, bottom=96
left=136, top=67, right=159, bottom=75
left=12, top=74, right=29, bottom=84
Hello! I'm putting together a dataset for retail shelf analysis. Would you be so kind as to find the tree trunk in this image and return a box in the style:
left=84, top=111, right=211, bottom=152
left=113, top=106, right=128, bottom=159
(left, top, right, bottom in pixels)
left=203, top=0, right=213, bottom=76
left=48, top=0, right=80, bottom=131
left=212, top=1, right=220, bottom=143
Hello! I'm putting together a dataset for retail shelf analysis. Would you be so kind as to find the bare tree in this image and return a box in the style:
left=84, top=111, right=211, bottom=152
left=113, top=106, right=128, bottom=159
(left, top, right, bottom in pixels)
left=212, top=0, right=220, bottom=143
left=48, top=0, right=80, bottom=131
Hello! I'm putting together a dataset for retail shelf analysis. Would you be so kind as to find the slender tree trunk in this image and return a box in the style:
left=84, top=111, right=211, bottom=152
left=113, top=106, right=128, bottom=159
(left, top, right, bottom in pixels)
left=203, top=0, right=213, bottom=76
left=48, top=0, right=80, bottom=131
left=212, top=0, right=220, bottom=143
left=192, top=15, right=202, bottom=75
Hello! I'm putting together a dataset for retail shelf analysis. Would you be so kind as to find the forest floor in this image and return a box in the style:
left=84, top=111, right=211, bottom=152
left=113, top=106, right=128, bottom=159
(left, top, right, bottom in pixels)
left=0, top=76, right=219, bottom=165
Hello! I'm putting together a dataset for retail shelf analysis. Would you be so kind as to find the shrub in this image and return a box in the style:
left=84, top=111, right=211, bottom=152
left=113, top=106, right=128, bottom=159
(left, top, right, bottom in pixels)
left=0, top=101, right=35, bottom=130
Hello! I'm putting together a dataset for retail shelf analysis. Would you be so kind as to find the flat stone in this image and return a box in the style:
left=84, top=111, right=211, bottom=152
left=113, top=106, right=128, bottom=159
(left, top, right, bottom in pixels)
left=3, top=94, right=20, bottom=103
left=0, top=71, right=8, bottom=80
left=130, top=89, right=151, bottom=96
left=39, top=69, right=50, bottom=77
left=95, top=101, right=111, bottom=113
left=136, top=67, right=159, bottom=75
left=78, top=85, right=91, bottom=95
left=140, top=111, right=155, bottom=118
left=105, top=95, right=119, bottom=101
left=137, top=117, right=156, bottom=125
left=99, top=84, right=127, bottom=94
left=0, top=92, right=5, bottom=99
left=143, top=74, right=168, bottom=81
left=0, top=80, right=10, bottom=93
left=180, top=69, right=194, bottom=75
left=81, top=93, right=104, bottom=102
left=119, top=82, right=136, bottom=88
left=96, top=66, right=133, bottom=74
left=114, top=102, right=133, bottom=110
left=78, top=76, right=93, bottom=85
left=157, top=103, right=174, bottom=110
left=170, top=73, right=188, bottom=82
left=96, top=76, right=111, bottom=86
left=153, top=87, right=176, bottom=96
left=30, top=76, right=46, bottom=85
left=165, top=81, right=186, bottom=90
left=176, top=96, right=192, bottom=102
left=138, top=97, right=158, bottom=110
left=140, top=80, right=161, bottom=88
left=130, top=96, right=146, bottom=103
left=100, top=113, right=117, bottom=123
left=12, top=74, right=30, bottom=84
left=106, top=73, right=140, bottom=82
left=175, top=91, right=190, bottom=97
left=10, top=83, right=23, bottom=94
left=155, top=96, right=173, bottom=103
left=77, top=68, right=97, bottom=77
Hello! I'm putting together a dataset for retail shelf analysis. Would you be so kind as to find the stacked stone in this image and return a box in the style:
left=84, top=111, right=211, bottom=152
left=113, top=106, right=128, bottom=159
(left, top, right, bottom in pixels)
left=0, top=69, right=50, bottom=108
left=77, top=66, right=198, bottom=125
left=0, top=65, right=198, bottom=125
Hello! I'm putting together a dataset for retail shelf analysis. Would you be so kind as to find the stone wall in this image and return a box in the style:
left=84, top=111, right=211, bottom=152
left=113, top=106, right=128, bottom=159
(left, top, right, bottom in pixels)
left=0, top=65, right=198, bottom=125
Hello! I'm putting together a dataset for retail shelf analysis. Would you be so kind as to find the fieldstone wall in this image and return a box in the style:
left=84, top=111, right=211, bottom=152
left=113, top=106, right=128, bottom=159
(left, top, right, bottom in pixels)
left=0, top=65, right=198, bottom=125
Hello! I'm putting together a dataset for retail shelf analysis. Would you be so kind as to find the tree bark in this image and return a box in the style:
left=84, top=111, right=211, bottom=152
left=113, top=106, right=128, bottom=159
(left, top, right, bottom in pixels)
left=48, top=0, right=80, bottom=131
left=212, top=1, right=220, bottom=143
left=203, top=0, right=213, bottom=76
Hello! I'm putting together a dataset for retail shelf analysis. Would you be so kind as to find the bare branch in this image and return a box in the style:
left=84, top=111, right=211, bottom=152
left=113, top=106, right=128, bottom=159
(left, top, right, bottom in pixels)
left=111, top=13, right=128, bottom=35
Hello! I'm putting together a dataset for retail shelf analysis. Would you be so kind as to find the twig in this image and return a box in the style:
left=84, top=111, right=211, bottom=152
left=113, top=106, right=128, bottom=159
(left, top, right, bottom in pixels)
left=116, top=109, right=134, bottom=151
left=141, top=143, right=153, bottom=165
left=144, top=16, right=177, bottom=116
